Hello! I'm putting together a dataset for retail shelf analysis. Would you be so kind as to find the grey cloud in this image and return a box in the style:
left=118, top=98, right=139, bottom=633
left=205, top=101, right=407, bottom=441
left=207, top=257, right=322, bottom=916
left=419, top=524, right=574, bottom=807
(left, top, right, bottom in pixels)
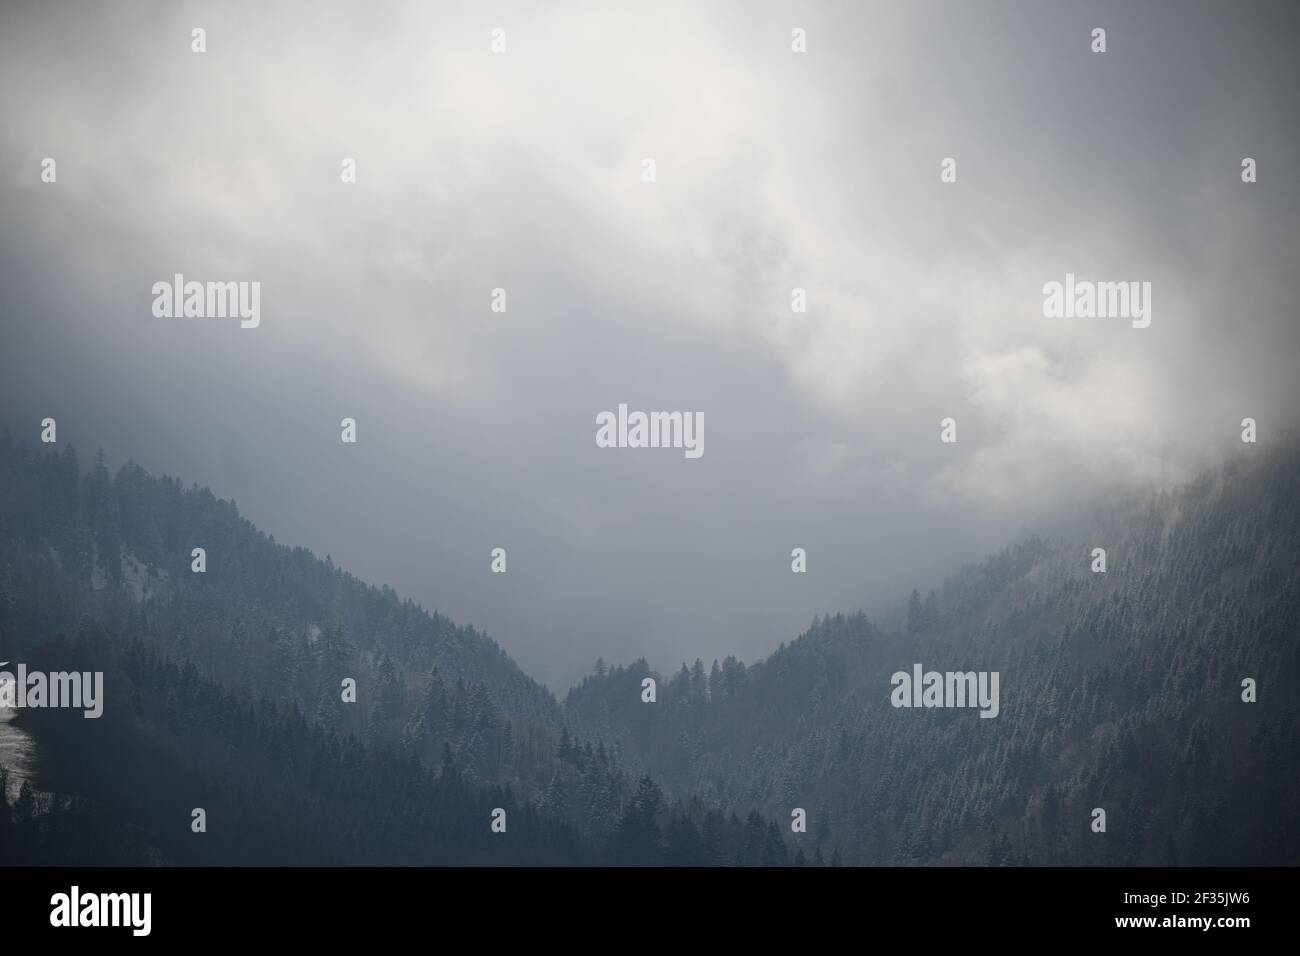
left=1, top=0, right=1297, bottom=688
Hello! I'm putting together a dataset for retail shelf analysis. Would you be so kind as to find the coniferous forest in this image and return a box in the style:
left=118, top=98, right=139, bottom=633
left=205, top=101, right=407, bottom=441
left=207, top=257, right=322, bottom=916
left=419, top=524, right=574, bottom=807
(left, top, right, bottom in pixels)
left=1, top=430, right=1297, bottom=865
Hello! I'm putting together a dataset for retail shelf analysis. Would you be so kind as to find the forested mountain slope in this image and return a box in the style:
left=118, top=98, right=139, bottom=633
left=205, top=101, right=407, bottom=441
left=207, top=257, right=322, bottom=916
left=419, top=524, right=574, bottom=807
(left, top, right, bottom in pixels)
left=0, top=434, right=559, bottom=791
left=3, top=431, right=1296, bottom=865
left=566, top=442, right=1300, bottom=864
left=0, top=432, right=809, bottom=865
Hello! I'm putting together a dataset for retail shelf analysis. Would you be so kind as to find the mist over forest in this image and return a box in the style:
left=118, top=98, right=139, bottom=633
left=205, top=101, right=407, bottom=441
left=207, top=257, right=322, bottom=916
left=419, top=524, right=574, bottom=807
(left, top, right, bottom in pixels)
left=1, top=433, right=1296, bottom=864
left=1, top=1, right=1298, bottom=869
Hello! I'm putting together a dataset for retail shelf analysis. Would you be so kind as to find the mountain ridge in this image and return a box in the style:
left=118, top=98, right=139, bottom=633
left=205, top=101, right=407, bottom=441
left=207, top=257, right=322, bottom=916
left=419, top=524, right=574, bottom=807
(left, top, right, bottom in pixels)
left=2, top=429, right=1297, bottom=864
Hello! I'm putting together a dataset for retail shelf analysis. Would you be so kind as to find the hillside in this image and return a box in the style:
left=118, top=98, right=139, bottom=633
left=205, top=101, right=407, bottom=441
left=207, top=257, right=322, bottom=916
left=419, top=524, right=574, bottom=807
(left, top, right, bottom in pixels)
left=0, top=432, right=807, bottom=865
left=0, top=435, right=560, bottom=790
left=3, top=432, right=1297, bottom=864
left=565, top=443, right=1300, bottom=864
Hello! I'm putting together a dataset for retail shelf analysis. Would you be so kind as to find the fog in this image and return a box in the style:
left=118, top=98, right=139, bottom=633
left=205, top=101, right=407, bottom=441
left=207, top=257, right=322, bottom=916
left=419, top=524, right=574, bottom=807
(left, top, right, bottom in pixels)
left=2, top=0, right=1297, bottom=689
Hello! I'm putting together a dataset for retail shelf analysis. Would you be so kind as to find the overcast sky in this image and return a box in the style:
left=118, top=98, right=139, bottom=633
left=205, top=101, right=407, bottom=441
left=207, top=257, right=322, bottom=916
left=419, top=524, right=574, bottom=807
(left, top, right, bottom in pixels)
left=2, top=0, right=1297, bottom=689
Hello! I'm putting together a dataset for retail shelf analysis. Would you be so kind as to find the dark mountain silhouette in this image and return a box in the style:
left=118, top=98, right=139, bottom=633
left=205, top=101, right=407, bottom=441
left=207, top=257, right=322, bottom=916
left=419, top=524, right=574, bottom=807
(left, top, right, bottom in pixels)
left=0, top=432, right=807, bottom=865
left=1, top=429, right=1296, bottom=864
left=567, top=443, right=1300, bottom=864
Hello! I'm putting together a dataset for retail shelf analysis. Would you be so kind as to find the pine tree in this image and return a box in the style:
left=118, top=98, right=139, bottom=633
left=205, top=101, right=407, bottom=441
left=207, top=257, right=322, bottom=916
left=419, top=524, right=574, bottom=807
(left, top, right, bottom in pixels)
left=762, top=820, right=788, bottom=866
left=13, top=780, right=36, bottom=827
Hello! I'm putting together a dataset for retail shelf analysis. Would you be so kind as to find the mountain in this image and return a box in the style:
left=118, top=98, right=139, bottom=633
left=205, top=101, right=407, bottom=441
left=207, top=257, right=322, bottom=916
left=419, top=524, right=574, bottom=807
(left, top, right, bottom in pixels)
left=2, top=430, right=1297, bottom=865
left=565, top=442, right=1300, bottom=865
left=0, top=432, right=806, bottom=865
